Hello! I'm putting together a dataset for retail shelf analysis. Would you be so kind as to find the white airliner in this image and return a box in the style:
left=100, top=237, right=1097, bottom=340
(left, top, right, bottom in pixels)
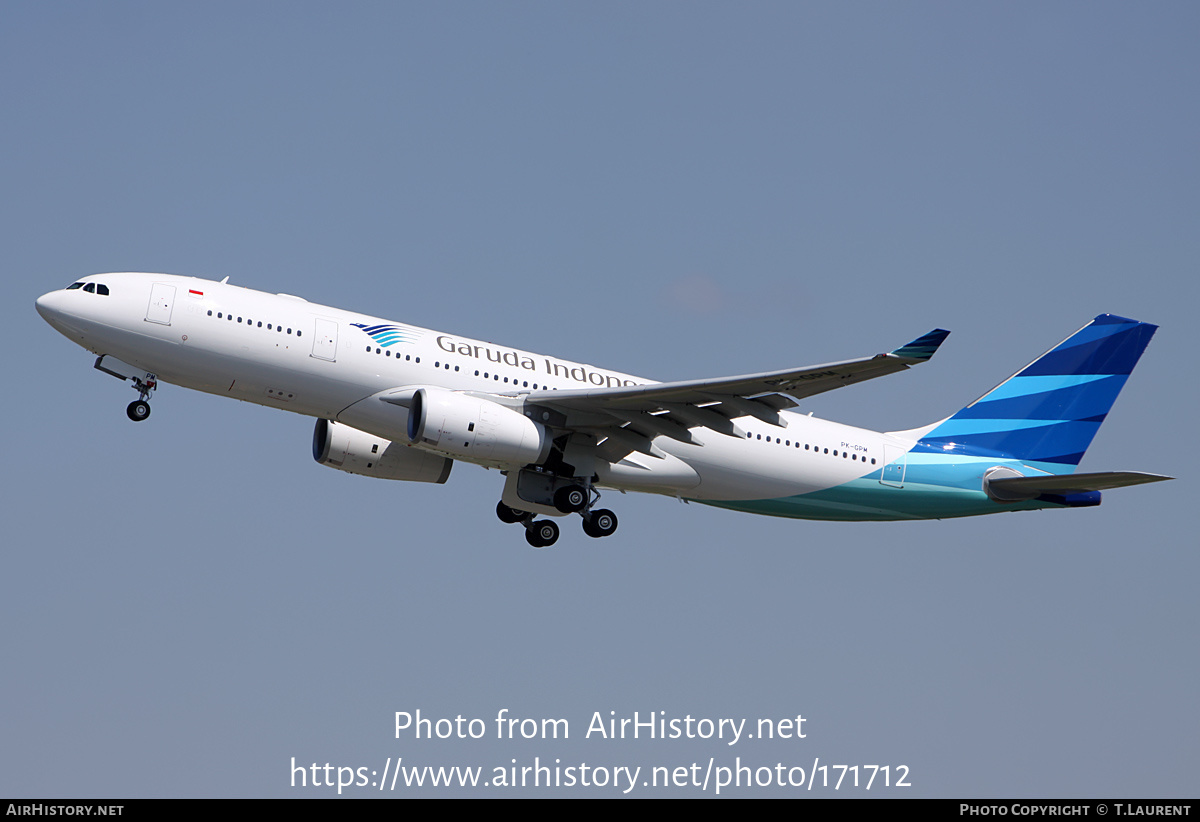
left=36, top=272, right=1170, bottom=547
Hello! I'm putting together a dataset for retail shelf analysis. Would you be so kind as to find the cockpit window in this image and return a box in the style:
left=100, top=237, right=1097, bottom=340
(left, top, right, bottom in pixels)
left=83, top=283, right=96, bottom=293
left=96, top=284, right=110, bottom=295
left=66, top=282, right=84, bottom=290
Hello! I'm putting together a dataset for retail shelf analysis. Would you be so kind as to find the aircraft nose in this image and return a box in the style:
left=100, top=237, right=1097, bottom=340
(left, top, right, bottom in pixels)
left=36, top=290, right=62, bottom=320
left=36, top=289, right=73, bottom=332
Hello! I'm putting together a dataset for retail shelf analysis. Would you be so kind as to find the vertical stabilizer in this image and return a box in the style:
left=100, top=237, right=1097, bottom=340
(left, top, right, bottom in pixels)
left=915, top=315, right=1157, bottom=471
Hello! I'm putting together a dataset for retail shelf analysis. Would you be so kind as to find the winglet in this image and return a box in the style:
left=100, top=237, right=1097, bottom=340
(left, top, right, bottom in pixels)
left=891, top=329, right=950, bottom=361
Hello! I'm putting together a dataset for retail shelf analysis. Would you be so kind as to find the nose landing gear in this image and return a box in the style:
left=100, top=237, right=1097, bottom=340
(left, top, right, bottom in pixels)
left=125, top=374, right=157, bottom=422
left=126, top=400, right=151, bottom=421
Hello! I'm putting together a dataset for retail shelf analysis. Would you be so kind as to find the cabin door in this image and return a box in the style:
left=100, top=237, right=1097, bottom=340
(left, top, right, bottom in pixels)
left=145, top=283, right=176, bottom=325
left=311, top=319, right=338, bottom=361
left=880, top=444, right=907, bottom=488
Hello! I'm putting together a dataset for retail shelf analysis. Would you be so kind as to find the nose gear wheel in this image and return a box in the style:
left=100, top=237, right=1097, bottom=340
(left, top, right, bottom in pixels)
left=125, top=374, right=157, bottom=422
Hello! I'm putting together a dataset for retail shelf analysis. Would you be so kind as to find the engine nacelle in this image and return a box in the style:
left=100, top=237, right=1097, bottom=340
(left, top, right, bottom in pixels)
left=406, top=386, right=551, bottom=467
left=313, top=418, right=452, bottom=483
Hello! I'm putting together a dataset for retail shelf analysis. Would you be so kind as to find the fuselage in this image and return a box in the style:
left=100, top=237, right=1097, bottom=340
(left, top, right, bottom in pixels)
left=34, top=272, right=1088, bottom=523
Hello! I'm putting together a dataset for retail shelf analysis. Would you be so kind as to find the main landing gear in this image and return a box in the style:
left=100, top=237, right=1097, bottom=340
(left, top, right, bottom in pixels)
left=525, top=518, right=560, bottom=549
left=581, top=508, right=618, bottom=539
left=497, top=502, right=560, bottom=548
left=125, top=374, right=157, bottom=422
left=495, top=496, right=619, bottom=548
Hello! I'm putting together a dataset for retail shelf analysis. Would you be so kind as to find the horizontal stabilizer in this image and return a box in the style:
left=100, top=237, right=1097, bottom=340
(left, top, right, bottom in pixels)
left=988, top=471, right=1172, bottom=501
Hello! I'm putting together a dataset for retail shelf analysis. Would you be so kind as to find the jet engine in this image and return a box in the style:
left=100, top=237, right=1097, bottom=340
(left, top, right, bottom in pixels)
left=406, top=386, right=551, bottom=467
left=313, top=418, right=452, bottom=483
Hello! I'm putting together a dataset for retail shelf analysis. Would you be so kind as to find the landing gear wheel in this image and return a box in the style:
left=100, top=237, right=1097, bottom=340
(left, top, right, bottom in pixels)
left=496, top=501, right=526, bottom=524
left=525, top=519, right=560, bottom=548
left=126, top=400, right=151, bottom=422
left=582, top=508, right=618, bottom=538
left=554, top=484, right=589, bottom=513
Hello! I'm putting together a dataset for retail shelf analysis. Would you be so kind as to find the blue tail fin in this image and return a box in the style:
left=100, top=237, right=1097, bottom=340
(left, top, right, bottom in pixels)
left=916, top=314, right=1157, bottom=471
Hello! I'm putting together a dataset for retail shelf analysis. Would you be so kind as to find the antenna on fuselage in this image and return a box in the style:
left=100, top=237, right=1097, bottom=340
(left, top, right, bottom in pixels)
left=219, top=276, right=230, bottom=284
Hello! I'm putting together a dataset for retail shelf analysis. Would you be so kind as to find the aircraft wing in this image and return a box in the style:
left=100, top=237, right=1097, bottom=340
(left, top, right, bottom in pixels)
left=525, top=329, right=949, bottom=457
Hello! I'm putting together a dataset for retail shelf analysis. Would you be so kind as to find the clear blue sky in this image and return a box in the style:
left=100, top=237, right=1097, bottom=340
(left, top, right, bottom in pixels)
left=3, top=2, right=1196, bottom=796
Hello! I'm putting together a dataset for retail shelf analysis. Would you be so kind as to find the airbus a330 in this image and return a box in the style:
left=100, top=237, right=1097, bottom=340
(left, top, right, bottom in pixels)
left=36, top=273, right=1170, bottom=547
